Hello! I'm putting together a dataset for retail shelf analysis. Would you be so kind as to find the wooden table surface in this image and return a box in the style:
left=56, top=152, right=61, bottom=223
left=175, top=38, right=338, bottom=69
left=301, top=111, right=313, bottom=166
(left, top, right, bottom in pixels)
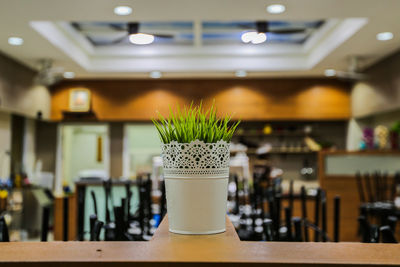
left=1, top=217, right=400, bottom=266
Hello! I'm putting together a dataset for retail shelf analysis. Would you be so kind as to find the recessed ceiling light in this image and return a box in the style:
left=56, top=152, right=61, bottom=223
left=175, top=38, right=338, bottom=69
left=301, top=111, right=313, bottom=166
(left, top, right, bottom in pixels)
left=8, top=37, right=23, bottom=46
left=150, top=71, right=162, bottom=79
left=114, top=6, right=132, bottom=16
left=266, top=4, right=286, bottom=14
left=241, top=32, right=267, bottom=44
left=129, top=33, right=155, bottom=45
left=376, top=32, right=393, bottom=41
left=63, top=72, right=75, bottom=79
left=324, top=69, right=336, bottom=77
left=235, top=70, right=247, bottom=77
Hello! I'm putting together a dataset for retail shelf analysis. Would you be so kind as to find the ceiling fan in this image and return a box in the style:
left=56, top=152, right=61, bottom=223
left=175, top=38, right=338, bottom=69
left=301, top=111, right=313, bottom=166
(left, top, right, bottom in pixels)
left=107, top=22, right=174, bottom=45
left=254, top=21, right=310, bottom=35
left=240, top=21, right=320, bottom=44
left=329, top=56, right=368, bottom=81
left=34, top=59, right=64, bottom=86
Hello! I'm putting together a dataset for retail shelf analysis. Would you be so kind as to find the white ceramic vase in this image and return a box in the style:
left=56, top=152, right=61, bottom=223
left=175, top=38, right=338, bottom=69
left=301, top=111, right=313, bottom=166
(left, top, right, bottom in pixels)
left=161, top=139, right=230, bottom=234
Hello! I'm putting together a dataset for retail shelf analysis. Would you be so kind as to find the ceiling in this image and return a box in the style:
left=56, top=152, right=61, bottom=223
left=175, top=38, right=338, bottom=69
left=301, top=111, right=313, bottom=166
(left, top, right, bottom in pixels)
left=0, top=0, right=400, bottom=79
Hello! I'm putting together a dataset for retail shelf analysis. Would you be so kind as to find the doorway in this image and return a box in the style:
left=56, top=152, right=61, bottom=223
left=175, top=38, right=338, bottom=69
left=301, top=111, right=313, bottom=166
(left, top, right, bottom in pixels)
left=58, top=124, right=110, bottom=191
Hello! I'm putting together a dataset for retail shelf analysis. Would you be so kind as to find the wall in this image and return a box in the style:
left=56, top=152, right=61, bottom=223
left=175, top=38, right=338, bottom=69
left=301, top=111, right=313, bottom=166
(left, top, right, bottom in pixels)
left=124, top=124, right=161, bottom=177
left=22, top=118, right=36, bottom=180
left=0, top=52, right=51, bottom=119
left=62, top=125, right=109, bottom=186
left=348, top=49, right=400, bottom=150
left=35, top=121, right=57, bottom=173
left=352, top=49, right=400, bottom=118
left=0, top=112, right=11, bottom=178
left=110, top=122, right=123, bottom=178
left=51, top=78, right=351, bottom=121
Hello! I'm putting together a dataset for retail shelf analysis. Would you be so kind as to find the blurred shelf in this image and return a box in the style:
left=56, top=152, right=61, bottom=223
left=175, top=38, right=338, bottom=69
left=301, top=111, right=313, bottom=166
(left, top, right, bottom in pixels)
left=234, top=132, right=313, bottom=137
left=62, top=110, right=97, bottom=121
left=231, top=149, right=317, bottom=155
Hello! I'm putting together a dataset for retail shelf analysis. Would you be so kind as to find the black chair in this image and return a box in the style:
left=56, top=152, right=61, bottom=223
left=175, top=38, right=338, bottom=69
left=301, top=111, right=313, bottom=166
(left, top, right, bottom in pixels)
left=76, top=185, right=86, bottom=241
left=300, top=186, right=309, bottom=241
left=89, top=214, right=97, bottom=239
left=41, top=206, right=50, bottom=241
left=380, top=225, right=398, bottom=243
left=281, top=187, right=338, bottom=243
left=63, top=196, right=69, bottom=241
left=114, top=205, right=130, bottom=241
left=89, top=214, right=104, bottom=242
left=0, top=216, right=9, bottom=242
left=124, top=181, right=132, bottom=221
left=321, top=193, right=327, bottom=242
left=160, top=179, right=167, bottom=219
left=103, top=179, right=116, bottom=241
left=292, top=217, right=303, bottom=242
left=122, top=174, right=155, bottom=241
left=232, top=174, right=240, bottom=215
left=230, top=179, right=341, bottom=243
left=333, top=195, right=340, bottom=242
left=314, top=188, right=321, bottom=242
left=91, top=190, right=98, bottom=217
left=284, top=206, right=293, bottom=241
left=356, top=171, right=400, bottom=242
left=288, top=180, right=294, bottom=214
left=358, top=215, right=380, bottom=243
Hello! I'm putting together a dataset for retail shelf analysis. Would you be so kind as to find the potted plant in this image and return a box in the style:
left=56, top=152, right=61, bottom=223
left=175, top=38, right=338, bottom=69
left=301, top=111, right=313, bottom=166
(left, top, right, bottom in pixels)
left=153, top=103, right=239, bottom=234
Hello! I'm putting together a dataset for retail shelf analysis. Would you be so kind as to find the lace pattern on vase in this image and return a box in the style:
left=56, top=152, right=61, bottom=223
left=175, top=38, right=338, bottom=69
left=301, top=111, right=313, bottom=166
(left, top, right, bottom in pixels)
left=162, top=140, right=230, bottom=178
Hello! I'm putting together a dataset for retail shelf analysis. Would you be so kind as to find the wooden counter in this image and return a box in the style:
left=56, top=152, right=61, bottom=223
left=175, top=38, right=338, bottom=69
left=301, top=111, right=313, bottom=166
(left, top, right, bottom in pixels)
left=1, top=217, right=400, bottom=266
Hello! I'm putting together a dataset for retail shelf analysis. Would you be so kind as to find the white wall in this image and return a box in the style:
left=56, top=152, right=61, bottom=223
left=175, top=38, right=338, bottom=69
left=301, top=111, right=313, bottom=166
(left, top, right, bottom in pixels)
left=346, top=118, right=365, bottom=151
left=0, top=112, right=11, bottom=179
left=61, top=124, right=109, bottom=188
left=352, top=51, right=400, bottom=118
left=348, top=50, right=400, bottom=150
left=0, top=53, right=51, bottom=119
left=1, top=84, right=51, bottom=119
left=123, top=124, right=161, bottom=178
left=352, top=82, right=400, bottom=118
left=22, top=118, right=36, bottom=181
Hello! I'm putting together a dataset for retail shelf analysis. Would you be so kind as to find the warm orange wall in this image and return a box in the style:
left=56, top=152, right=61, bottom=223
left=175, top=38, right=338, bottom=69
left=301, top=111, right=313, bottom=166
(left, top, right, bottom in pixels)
left=51, top=78, right=351, bottom=121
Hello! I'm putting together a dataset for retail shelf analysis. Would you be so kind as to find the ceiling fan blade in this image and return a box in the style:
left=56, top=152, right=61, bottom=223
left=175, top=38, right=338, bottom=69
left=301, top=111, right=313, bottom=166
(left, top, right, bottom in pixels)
left=237, top=23, right=255, bottom=30
left=110, top=34, right=129, bottom=44
left=154, top=34, right=174, bottom=38
left=109, top=23, right=127, bottom=31
left=336, top=71, right=367, bottom=81
left=269, top=29, right=306, bottom=34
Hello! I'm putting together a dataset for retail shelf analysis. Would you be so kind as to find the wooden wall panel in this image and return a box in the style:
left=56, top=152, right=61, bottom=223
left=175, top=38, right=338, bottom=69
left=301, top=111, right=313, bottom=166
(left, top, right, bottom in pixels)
left=35, top=120, right=57, bottom=173
left=53, top=195, right=77, bottom=241
left=110, top=122, right=123, bottom=178
left=51, top=79, right=351, bottom=121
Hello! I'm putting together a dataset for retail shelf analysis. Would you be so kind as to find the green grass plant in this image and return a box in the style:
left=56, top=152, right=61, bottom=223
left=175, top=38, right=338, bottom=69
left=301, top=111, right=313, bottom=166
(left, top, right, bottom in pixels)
left=152, top=102, right=240, bottom=144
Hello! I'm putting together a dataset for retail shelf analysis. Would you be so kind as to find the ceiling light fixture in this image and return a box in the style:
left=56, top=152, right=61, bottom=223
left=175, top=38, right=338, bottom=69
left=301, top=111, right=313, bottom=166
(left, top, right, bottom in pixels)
left=114, top=6, right=132, bottom=16
left=266, top=4, right=286, bottom=14
left=129, top=33, right=155, bottom=45
left=63, top=72, right=75, bottom=79
left=241, top=32, right=267, bottom=44
left=376, top=32, right=393, bottom=41
left=324, top=69, right=336, bottom=77
left=8, top=37, right=23, bottom=46
left=235, top=70, right=247, bottom=77
left=150, top=71, right=162, bottom=79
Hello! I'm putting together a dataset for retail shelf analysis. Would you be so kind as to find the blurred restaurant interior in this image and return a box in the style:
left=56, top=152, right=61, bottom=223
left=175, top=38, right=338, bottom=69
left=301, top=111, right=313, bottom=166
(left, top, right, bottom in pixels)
left=1, top=1, right=400, bottom=264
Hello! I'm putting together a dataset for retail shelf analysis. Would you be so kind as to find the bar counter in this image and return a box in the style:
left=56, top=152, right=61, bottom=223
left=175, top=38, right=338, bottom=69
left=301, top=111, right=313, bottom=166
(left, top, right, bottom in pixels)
left=1, top=217, right=400, bottom=266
